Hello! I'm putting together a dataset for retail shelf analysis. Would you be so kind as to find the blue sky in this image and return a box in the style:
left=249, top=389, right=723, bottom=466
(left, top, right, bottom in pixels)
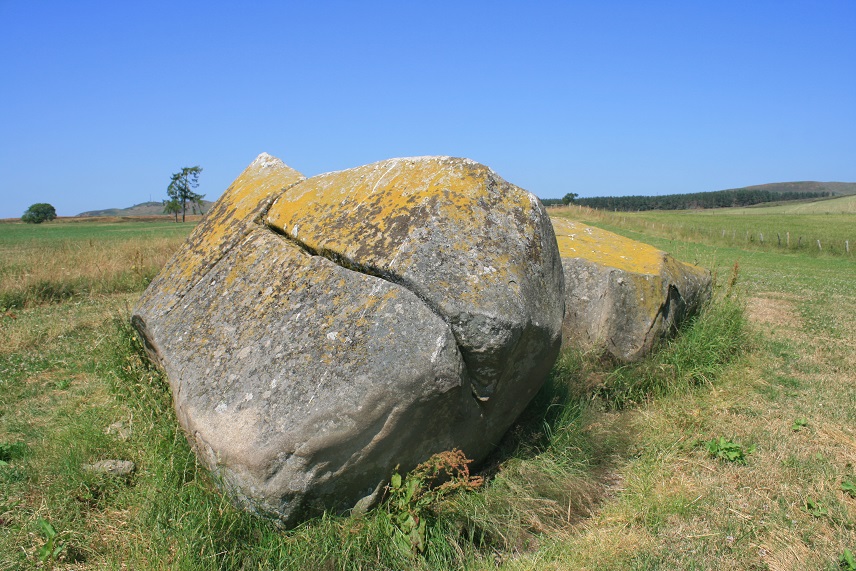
left=1, top=1, right=854, bottom=218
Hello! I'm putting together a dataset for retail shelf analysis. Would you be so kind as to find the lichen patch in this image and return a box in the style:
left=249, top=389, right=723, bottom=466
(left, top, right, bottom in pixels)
left=551, top=217, right=666, bottom=275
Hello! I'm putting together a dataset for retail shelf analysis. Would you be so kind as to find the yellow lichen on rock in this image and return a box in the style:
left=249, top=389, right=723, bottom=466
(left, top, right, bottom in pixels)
left=265, top=156, right=564, bottom=402
left=170, top=152, right=304, bottom=285
left=139, top=153, right=304, bottom=318
left=551, top=217, right=665, bottom=275
left=266, top=156, right=535, bottom=284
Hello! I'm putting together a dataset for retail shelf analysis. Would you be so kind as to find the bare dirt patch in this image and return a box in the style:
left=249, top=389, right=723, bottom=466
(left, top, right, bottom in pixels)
left=746, top=293, right=802, bottom=329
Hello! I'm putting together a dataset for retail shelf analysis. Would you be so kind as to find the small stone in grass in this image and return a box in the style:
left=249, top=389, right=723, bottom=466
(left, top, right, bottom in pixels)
left=83, top=459, right=136, bottom=477
left=105, top=421, right=132, bottom=441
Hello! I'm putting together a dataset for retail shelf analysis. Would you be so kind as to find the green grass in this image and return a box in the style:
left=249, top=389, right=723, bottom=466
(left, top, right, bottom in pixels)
left=0, top=217, right=193, bottom=246
left=591, top=292, right=748, bottom=408
left=742, top=194, right=856, bottom=214
left=555, top=202, right=855, bottom=256
left=1, top=214, right=855, bottom=569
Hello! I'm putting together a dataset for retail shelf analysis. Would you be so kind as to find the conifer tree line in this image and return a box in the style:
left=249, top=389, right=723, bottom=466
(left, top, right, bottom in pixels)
left=544, top=189, right=829, bottom=211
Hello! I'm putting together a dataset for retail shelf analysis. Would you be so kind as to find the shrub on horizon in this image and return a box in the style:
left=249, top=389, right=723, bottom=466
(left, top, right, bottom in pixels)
left=22, top=203, right=57, bottom=224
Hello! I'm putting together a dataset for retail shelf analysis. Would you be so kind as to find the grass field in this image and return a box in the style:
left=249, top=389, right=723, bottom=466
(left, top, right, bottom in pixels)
left=745, top=195, right=856, bottom=215
left=0, top=208, right=854, bottom=569
left=554, top=198, right=855, bottom=257
left=0, top=218, right=196, bottom=310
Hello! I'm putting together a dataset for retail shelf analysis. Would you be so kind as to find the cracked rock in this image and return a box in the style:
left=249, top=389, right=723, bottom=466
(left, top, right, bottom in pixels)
left=132, top=154, right=564, bottom=526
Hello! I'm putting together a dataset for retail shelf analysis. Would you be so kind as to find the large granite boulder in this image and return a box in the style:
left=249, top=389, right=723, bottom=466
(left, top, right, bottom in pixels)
left=133, top=154, right=564, bottom=526
left=551, top=217, right=711, bottom=362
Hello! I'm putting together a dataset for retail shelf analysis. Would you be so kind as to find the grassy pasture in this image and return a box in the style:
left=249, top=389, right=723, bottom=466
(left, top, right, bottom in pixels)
left=0, top=219, right=195, bottom=310
left=743, top=194, right=856, bottom=215
left=554, top=198, right=855, bottom=256
left=0, top=211, right=854, bottom=569
left=735, top=194, right=856, bottom=216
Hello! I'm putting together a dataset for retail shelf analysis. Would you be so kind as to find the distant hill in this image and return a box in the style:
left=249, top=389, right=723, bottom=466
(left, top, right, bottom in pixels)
left=77, top=200, right=215, bottom=217
left=742, top=193, right=856, bottom=215
left=557, top=181, right=856, bottom=212
left=727, top=181, right=856, bottom=196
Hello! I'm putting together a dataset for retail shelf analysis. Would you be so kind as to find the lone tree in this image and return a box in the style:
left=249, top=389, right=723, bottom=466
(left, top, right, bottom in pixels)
left=22, top=203, right=57, bottom=224
left=166, top=166, right=204, bottom=223
left=562, top=192, right=579, bottom=206
left=163, top=198, right=182, bottom=222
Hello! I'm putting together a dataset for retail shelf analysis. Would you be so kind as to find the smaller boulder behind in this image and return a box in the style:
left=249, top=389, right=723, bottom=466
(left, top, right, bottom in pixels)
left=552, top=217, right=711, bottom=362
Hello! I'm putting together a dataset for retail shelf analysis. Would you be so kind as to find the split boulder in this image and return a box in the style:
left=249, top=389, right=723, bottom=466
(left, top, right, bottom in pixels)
left=552, top=217, right=711, bottom=362
left=133, top=155, right=564, bottom=526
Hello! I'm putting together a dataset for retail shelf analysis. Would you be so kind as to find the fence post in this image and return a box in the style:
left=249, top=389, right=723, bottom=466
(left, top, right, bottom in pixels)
left=847, top=240, right=851, bottom=254
left=787, top=232, right=790, bottom=247
left=817, top=240, right=822, bottom=252
left=798, top=236, right=802, bottom=247
left=760, top=232, right=764, bottom=244
left=777, top=232, right=781, bottom=246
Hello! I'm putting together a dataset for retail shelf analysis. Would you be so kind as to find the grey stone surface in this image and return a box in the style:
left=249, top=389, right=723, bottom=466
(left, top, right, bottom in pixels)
left=133, top=154, right=564, bottom=526
left=553, top=217, right=712, bottom=362
left=84, top=460, right=136, bottom=476
left=105, top=421, right=132, bottom=441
